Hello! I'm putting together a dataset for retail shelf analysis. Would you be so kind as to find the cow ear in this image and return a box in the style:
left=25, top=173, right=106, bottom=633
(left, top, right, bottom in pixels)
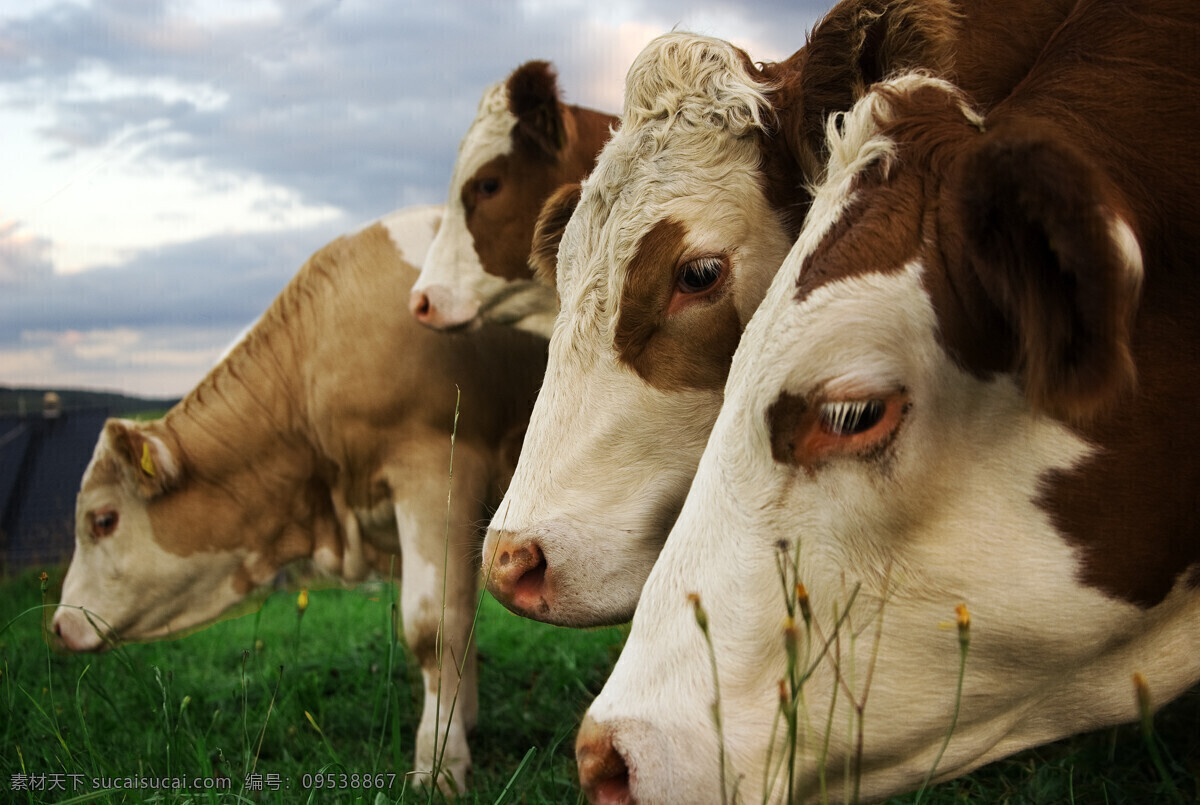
left=105, top=419, right=182, bottom=498
left=507, top=60, right=566, bottom=162
left=760, top=0, right=959, bottom=228
left=530, top=182, right=581, bottom=289
left=956, top=126, right=1142, bottom=423
left=851, top=0, right=958, bottom=88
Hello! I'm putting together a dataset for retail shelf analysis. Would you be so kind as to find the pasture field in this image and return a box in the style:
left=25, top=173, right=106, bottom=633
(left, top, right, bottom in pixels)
left=1, top=565, right=1196, bottom=804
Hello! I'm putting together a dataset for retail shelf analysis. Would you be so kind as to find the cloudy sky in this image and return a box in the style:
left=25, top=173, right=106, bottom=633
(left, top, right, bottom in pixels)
left=0, top=0, right=828, bottom=398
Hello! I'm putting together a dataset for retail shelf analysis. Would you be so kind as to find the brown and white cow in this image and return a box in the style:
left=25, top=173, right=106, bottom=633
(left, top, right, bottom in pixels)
left=577, top=0, right=1200, bottom=801
left=484, top=0, right=1076, bottom=627
left=409, top=61, right=616, bottom=336
left=52, top=205, right=548, bottom=793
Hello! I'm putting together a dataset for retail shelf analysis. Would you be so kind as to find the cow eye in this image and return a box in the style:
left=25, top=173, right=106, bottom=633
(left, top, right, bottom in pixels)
left=676, top=256, right=725, bottom=294
left=818, top=400, right=886, bottom=436
left=92, top=509, right=119, bottom=538
left=475, top=177, right=501, bottom=200
left=769, top=391, right=908, bottom=470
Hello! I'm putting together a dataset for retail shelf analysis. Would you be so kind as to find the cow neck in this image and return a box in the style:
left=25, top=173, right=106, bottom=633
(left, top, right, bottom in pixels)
left=156, top=274, right=325, bottom=568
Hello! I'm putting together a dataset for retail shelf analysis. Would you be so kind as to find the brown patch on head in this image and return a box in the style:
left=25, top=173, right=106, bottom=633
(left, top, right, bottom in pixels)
left=530, top=182, right=581, bottom=288
left=793, top=168, right=926, bottom=307
left=463, top=64, right=616, bottom=283
left=462, top=152, right=557, bottom=281
left=614, top=218, right=742, bottom=392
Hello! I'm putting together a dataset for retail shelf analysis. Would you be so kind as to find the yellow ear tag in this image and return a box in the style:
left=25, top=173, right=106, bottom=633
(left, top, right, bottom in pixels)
left=140, top=443, right=156, bottom=477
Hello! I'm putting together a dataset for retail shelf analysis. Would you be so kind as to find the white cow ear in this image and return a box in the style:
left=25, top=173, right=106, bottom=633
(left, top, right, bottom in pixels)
left=104, top=419, right=182, bottom=498
left=955, top=125, right=1141, bottom=423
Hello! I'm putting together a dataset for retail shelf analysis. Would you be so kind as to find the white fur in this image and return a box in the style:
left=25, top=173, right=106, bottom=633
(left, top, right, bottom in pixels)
left=55, top=430, right=246, bottom=651
left=379, top=203, right=442, bottom=267
left=484, top=32, right=793, bottom=625
left=581, top=75, right=1200, bottom=803
left=414, top=83, right=531, bottom=329
left=586, top=255, right=1200, bottom=802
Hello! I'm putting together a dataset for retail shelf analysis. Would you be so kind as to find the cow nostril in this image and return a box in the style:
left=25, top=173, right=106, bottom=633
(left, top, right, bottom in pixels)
left=486, top=537, right=553, bottom=617
left=577, top=715, right=632, bottom=805
left=514, top=547, right=547, bottom=600
left=53, top=618, right=64, bottom=638
left=410, top=289, right=432, bottom=320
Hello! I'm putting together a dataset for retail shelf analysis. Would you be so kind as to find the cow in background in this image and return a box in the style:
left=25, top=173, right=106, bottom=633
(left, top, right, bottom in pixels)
left=53, top=205, right=548, bottom=793
left=410, top=61, right=616, bottom=336
left=484, top=0, right=1076, bottom=628
left=578, top=0, right=1200, bottom=801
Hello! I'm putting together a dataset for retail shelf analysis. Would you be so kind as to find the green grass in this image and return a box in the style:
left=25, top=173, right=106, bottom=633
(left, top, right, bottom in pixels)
left=1, top=566, right=624, bottom=804
left=3, top=566, right=1197, bottom=804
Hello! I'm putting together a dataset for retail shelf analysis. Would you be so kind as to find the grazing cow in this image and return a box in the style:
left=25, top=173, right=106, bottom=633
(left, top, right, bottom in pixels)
left=410, top=61, right=616, bottom=336
left=484, top=0, right=1075, bottom=627
left=52, top=205, right=548, bottom=793
left=577, top=0, right=1200, bottom=801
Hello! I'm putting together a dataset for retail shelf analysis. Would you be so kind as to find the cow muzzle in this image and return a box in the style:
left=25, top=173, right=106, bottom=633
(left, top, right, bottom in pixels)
left=409, top=285, right=479, bottom=331
left=51, top=606, right=109, bottom=653
left=577, top=713, right=635, bottom=804
left=483, top=529, right=552, bottom=620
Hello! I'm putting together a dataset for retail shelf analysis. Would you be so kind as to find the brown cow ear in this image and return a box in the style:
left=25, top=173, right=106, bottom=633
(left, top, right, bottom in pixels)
left=759, top=0, right=959, bottom=228
left=105, top=419, right=182, bottom=499
left=530, top=182, right=581, bottom=289
left=507, top=60, right=566, bottom=162
left=850, top=0, right=959, bottom=88
left=956, top=125, right=1141, bottom=423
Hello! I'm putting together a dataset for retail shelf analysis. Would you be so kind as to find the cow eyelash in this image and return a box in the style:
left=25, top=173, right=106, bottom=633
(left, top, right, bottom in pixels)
left=818, top=400, right=886, bottom=436
left=676, top=256, right=725, bottom=294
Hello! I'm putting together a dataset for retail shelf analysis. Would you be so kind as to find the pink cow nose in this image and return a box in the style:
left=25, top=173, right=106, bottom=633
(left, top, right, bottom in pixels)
left=51, top=609, right=91, bottom=652
left=485, top=531, right=550, bottom=619
left=409, top=288, right=436, bottom=325
left=408, top=285, right=477, bottom=330
left=577, top=714, right=633, bottom=804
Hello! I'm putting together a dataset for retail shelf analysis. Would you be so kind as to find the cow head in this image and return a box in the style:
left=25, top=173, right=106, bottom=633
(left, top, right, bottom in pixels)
left=481, top=18, right=964, bottom=626
left=576, top=75, right=1199, bottom=804
left=53, top=418, right=318, bottom=651
left=480, top=33, right=794, bottom=626
left=411, top=61, right=611, bottom=336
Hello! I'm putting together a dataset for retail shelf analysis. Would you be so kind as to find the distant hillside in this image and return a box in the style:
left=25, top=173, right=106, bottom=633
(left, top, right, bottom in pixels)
left=0, top=387, right=179, bottom=417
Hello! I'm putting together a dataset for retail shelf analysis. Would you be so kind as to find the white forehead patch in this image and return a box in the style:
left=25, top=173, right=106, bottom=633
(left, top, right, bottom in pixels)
left=449, top=81, right=517, bottom=204
left=556, top=32, right=775, bottom=334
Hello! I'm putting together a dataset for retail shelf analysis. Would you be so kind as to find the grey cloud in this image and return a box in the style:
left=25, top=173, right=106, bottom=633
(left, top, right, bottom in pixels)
left=2, top=1, right=829, bottom=225
left=0, top=222, right=349, bottom=345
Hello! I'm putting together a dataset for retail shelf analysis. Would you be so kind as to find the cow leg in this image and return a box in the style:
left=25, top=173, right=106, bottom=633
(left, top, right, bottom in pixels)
left=392, top=454, right=485, bottom=794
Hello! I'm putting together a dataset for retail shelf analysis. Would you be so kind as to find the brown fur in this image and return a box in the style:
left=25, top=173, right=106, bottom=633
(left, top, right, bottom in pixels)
left=529, top=182, right=581, bottom=289
left=465, top=62, right=616, bottom=282
left=100, top=223, right=547, bottom=567
left=751, top=0, right=1076, bottom=240
left=614, top=219, right=742, bottom=392
left=791, top=0, right=1200, bottom=607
